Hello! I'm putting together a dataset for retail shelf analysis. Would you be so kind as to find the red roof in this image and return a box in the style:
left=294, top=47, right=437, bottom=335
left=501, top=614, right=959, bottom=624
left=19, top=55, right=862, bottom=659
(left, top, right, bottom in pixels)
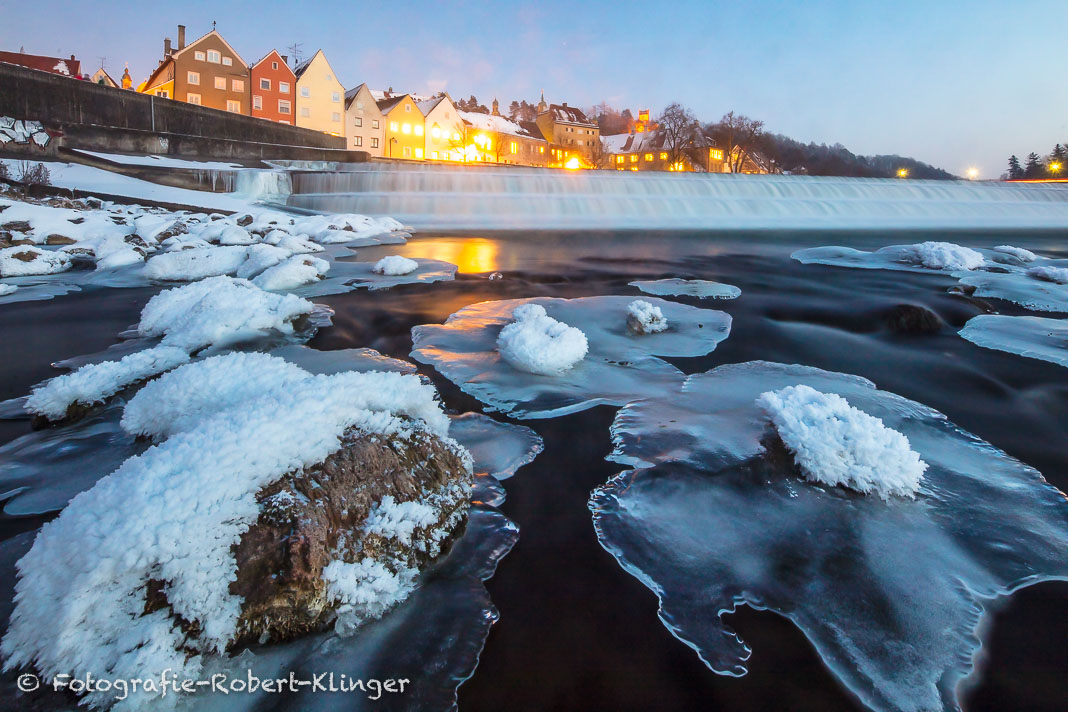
left=0, top=50, right=82, bottom=77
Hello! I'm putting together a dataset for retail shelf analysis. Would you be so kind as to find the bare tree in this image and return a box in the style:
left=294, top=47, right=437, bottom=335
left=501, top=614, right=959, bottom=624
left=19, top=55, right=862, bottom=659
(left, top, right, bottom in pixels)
left=656, top=103, right=698, bottom=169
left=712, top=111, right=765, bottom=173
left=587, top=137, right=613, bottom=169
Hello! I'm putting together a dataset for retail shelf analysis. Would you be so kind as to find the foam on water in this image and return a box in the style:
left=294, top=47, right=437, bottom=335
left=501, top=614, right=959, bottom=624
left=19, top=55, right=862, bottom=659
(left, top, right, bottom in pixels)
left=630, top=278, right=741, bottom=300
left=590, top=361, right=1068, bottom=712
left=959, top=314, right=1068, bottom=368
left=410, top=295, right=732, bottom=419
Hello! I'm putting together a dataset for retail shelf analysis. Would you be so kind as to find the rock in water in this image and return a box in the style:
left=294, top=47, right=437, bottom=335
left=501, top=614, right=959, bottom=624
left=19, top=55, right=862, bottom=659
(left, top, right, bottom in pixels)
left=884, top=303, right=944, bottom=334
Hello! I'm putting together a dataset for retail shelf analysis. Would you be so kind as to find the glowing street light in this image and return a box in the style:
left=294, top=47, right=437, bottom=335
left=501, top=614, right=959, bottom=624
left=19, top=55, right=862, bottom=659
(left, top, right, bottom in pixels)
left=897, top=168, right=909, bottom=178
left=564, top=156, right=582, bottom=170
left=1050, top=162, right=1062, bottom=174
left=966, top=167, right=979, bottom=180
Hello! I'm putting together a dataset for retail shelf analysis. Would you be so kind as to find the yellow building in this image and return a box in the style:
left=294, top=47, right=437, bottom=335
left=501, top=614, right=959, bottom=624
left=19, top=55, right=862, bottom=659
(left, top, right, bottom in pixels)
left=458, top=108, right=548, bottom=166
left=377, top=94, right=425, bottom=160
left=293, top=49, right=345, bottom=136
left=418, top=94, right=465, bottom=162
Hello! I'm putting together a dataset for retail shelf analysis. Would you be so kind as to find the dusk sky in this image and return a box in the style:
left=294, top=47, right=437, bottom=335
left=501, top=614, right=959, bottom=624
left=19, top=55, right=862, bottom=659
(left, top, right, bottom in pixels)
left=3, top=0, right=1066, bottom=178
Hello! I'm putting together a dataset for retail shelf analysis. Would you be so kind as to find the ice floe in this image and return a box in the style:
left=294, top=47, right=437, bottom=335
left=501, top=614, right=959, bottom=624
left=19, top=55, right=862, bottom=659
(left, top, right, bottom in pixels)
left=631, top=277, right=742, bottom=300
left=411, top=295, right=731, bottom=418
left=959, top=314, right=1068, bottom=368
left=626, top=299, right=669, bottom=334
left=373, top=254, right=419, bottom=275
left=1027, top=265, right=1068, bottom=284
left=591, top=361, right=1068, bottom=712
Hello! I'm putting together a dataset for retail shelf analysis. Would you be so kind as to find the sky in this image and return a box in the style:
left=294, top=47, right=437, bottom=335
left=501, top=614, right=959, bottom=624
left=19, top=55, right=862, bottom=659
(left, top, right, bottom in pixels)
left=2, top=0, right=1066, bottom=178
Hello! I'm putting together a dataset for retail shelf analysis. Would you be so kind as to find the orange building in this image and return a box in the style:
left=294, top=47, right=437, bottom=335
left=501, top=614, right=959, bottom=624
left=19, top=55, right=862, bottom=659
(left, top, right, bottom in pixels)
left=250, top=50, right=296, bottom=124
left=140, top=25, right=249, bottom=114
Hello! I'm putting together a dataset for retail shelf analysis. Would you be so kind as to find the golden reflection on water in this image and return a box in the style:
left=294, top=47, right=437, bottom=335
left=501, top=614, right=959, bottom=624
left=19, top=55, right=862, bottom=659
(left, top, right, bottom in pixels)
left=413, top=238, right=500, bottom=274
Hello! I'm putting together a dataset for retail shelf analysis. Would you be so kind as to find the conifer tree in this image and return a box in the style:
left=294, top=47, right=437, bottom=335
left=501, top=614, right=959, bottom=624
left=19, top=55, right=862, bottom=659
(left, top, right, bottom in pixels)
left=1024, top=152, right=1044, bottom=178
left=1007, top=155, right=1023, bottom=179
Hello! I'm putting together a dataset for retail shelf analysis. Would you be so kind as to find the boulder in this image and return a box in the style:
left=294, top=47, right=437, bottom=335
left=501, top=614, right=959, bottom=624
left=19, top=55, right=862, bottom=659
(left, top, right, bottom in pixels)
left=44, top=234, right=76, bottom=245
left=884, top=304, right=944, bottom=334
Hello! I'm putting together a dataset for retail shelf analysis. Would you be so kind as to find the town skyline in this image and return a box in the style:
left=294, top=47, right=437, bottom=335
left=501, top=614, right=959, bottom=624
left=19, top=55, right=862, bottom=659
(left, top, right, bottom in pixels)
left=3, top=0, right=1067, bottom=178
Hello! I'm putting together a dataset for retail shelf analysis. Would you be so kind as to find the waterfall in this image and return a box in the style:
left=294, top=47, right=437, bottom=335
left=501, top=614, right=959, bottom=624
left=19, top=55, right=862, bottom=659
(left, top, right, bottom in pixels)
left=283, top=163, right=1068, bottom=231
left=233, top=169, right=293, bottom=203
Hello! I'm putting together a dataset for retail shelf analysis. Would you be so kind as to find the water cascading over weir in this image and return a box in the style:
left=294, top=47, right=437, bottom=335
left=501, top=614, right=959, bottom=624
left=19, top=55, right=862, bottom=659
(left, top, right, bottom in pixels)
left=280, top=162, right=1068, bottom=232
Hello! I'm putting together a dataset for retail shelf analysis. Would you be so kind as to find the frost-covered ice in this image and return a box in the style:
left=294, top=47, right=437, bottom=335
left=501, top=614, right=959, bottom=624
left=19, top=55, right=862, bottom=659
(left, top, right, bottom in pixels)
left=630, top=278, right=741, bottom=300
left=497, top=303, right=588, bottom=375
left=137, top=276, right=316, bottom=352
left=626, top=300, right=669, bottom=334
left=336, top=257, right=457, bottom=293
left=0, top=245, right=71, bottom=277
left=0, top=283, right=17, bottom=296
left=412, top=296, right=731, bottom=418
left=959, top=314, right=1068, bottom=369
left=756, top=384, right=927, bottom=499
left=269, top=344, right=417, bottom=375
left=323, top=558, right=418, bottom=634
left=25, top=346, right=190, bottom=422
left=143, top=245, right=250, bottom=281
left=794, top=241, right=990, bottom=274
left=372, top=255, right=419, bottom=275
left=993, top=245, right=1037, bottom=262
left=1, top=356, right=459, bottom=710
left=251, top=254, right=329, bottom=291
left=958, top=266, right=1068, bottom=312
left=896, top=241, right=985, bottom=270
left=591, top=361, right=1068, bottom=712
left=1027, top=265, right=1068, bottom=284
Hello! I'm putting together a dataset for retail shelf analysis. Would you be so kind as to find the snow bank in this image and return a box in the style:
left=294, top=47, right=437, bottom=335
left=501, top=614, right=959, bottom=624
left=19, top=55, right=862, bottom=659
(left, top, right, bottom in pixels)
left=137, top=276, right=315, bottom=352
left=756, top=384, right=927, bottom=499
left=0, top=246, right=71, bottom=277
left=25, top=346, right=190, bottom=422
left=627, top=300, right=669, bottom=334
left=1027, top=265, right=1068, bottom=284
left=143, top=245, right=249, bottom=281
left=993, top=245, right=1037, bottom=262
left=893, top=242, right=985, bottom=271
left=252, top=254, right=329, bottom=291
left=1, top=356, right=456, bottom=709
left=496, top=303, right=588, bottom=375
left=373, top=255, right=419, bottom=276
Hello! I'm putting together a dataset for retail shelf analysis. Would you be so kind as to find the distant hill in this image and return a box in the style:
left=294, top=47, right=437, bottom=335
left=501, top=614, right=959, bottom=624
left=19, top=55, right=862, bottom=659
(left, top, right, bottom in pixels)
left=762, top=134, right=956, bottom=180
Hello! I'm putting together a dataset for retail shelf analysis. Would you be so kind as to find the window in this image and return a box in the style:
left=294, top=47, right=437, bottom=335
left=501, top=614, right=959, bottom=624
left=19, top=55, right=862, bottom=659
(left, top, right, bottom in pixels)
left=253, top=95, right=262, bottom=110
left=510, top=141, right=518, bottom=154
left=370, top=138, right=379, bottom=148
left=415, top=148, right=424, bottom=159
left=431, top=125, right=440, bottom=138
left=300, top=86, right=310, bottom=98
left=645, top=153, right=653, bottom=162
left=222, top=56, right=232, bottom=66
left=187, top=93, right=201, bottom=105
left=356, top=100, right=364, bottom=111
left=155, top=89, right=169, bottom=98
left=355, top=117, right=363, bottom=127
left=332, top=92, right=341, bottom=103
left=300, top=107, right=310, bottom=117
left=233, top=79, right=244, bottom=92
left=402, top=123, right=411, bottom=134
left=389, top=122, right=398, bottom=132
left=194, top=51, right=206, bottom=61
left=404, top=104, right=411, bottom=112
left=414, top=125, right=424, bottom=136
left=187, top=71, right=200, bottom=85
left=278, top=99, right=291, bottom=114
left=260, top=78, right=271, bottom=90
left=372, top=119, right=379, bottom=129
left=431, top=151, right=439, bottom=160
left=331, top=112, right=341, bottom=122
left=226, top=100, right=241, bottom=113
left=660, top=152, right=668, bottom=160
left=539, top=146, right=545, bottom=153
left=214, top=76, right=226, bottom=90
left=710, top=148, right=724, bottom=160
left=403, top=147, right=412, bottom=157
left=354, top=136, right=363, bottom=147
left=279, top=82, right=290, bottom=94
left=207, top=50, right=220, bottom=63
left=326, top=74, right=332, bottom=81
left=272, top=61, right=278, bottom=70
left=616, top=156, right=624, bottom=164
left=630, top=155, right=638, bottom=163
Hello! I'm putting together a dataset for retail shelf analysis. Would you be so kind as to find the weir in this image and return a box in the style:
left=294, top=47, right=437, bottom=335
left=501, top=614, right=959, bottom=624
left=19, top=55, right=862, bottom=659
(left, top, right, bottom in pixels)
left=282, top=162, right=1068, bottom=232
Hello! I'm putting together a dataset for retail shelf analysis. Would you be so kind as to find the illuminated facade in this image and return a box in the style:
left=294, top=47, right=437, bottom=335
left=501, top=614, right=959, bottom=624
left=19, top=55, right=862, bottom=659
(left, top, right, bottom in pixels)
left=458, top=109, right=548, bottom=166
left=293, top=49, right=345, bottom=136
left=602, top=127, right=728, bottom=172
left=344, top=83, right=386, bottom=155
left=418, top=94, right=465, bottom=162
left=141, top=26, right=249, bottom=113
left=377, top=94, right=426, bottom=160
left=534, top=97, right=600, bottom=168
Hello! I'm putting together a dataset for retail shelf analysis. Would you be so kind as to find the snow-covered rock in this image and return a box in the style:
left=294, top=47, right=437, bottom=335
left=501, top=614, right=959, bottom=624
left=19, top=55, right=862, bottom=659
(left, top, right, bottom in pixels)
left=626, top=300, right=669, bottom=334
left=372, top=255, right=418, bottom=276
left=0, top=246, right=71, bottom=277
left=1027, top=265, right=1068, bottom=284
left=252, top=254, right=329, bottom=291
left=756, top=384, right=927, bottom=499
left=496, top=303, right=588, bottom=376
left=143, top=245, right=249, bottom=281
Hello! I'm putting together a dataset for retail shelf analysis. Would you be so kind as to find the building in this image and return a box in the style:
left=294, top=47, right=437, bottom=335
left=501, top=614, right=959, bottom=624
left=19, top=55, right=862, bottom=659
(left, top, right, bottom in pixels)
left=293, top=49, right=344, bottom=136
left=90, top=66, right=118, bottom=88
left=534, top=94, right=600, bottom=167
left=377, top=94, right=425, bottom=160
left=459, top=102, right=547, bottom=166
left=0, top=50, right=81, bottom=78
left=344, top=83, right=385, bottom=155
left=140, top=25, right=249, bottom=114
left=250, top=50, right=295, bottom=124
left=603, top=126, right=727, bottom=172
left=418, top=94, right=464, bottom=162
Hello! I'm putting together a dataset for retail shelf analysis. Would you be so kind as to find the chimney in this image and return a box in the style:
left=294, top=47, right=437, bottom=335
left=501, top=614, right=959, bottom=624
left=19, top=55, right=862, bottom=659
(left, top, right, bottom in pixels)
left=164, top=38, right=172, bottom=56
left=562, top=102, right=568, bottom=108
left=177, top=25, right=186, bottom=50
left=280, top=55, right=288, bottom=65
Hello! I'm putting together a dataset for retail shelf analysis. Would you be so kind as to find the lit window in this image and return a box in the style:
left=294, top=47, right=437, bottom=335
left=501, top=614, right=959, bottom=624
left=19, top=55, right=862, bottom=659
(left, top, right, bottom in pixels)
left=272, top=61, right=278, bottom=70
left=194, top=51, right=205, bottom=61
left=187, top=71, right=200, bottom=85
left=659, top=152, right=667, bottom=160
left=510, top=141, right=518, bottom=154
left=331, top=112, right=341, bottom=122
left=260, top=78, right=270, bottom=90
left=616, top=156, right=624, bottom=163
left=355, top=117, right=363, bottom=127
left=300, top=86, right=310, bottom=98
left=372, top=120, right=379, bottom=129
left=431, top=125, right=441, bottom=138
left=390, top=122, right=399, bottom=132
left=371, top=138, right=379, bottom=148
left=630, top=155, right=637, bottom=163
left=402, top=123, right=411, bottom=134
left=332, top=92, right=340, bottom=103
left=232, top=79, right=243, bottom=92
left=207, top=50, right=220, bottom=63
left=415, top=148, right=424, bottom=159
left=414, top=125, right=424, bottom=136
left=539, top=146, right=544, bottom=153
left=222, top=56, right=232, bottom=66
left=226, top=100, right=240, bottom=113
left=279, top=82, right=290, bottom=94
left=645, top=154, right=653, bottom=162
left=253, top=95, right=262, bottom=110
left=452, top=132, right=460, bottom=141
left=710, top=149, right=723, bottom=160
left=403, top=147, right=412, bottom=157
left=214, top=76, right=226, bottom=90
left=278, top=100, right=291, bottom=114
left=300, top=107, right=310, bottom=117
left=630, top=167, right=637, bottom=171
left=431, top=151, right=439, bottom=159
left=354, top=136, right=362, bottom=147
left=187, top=93, right=201, bottom=105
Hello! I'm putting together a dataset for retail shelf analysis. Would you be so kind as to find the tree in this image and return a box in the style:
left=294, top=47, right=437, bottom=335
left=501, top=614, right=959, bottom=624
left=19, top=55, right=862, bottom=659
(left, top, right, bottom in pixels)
left=656, top=103, right=699, bottom=169
left=1024, top=152, right=1044, bottom=178
left=709, top=111, right=765, bottom=173
left=1007, top=155, right=1024, bottom=179
left=587, top=137, right=613, bottom=169
left=1048, top=144, right=1066, bottom=176
left=507, top=100, right=521, bottom=120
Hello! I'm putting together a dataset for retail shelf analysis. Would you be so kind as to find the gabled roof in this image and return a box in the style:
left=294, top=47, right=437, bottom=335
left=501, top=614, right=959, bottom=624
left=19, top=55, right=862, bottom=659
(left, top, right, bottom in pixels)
left=90, top=67, right=117, bottom=87
left=544, top=103, right=595, bottom=126
left=416, top=95, right=447, bottom=115
left=293, top=49, right=341, bottom=86
left=376, top=95, right=409, bottom=114
left=460, top=110, right=546, bottom=141
left=0, top=51, right=81, bottom=77
left=170, top=29, right=247, bottom=68
left=251, top=49, right=293, bottom=74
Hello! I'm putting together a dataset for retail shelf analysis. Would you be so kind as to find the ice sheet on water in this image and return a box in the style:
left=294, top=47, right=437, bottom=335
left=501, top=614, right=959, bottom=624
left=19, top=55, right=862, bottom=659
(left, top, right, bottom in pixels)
left=959, top=314, right=1068, bottom=368
left=958, top=259, right=1068, bottom=312
left=411, top=296, right=732, bottom=419
left=590, top=361, right=1068, bottom=712
left=282, top=255, right=457, bottom=299
left=793, top=242, right=994, bottom=274
left=268, top=344, right=417, bottom=375
left=630, top=277, right=741, bottom=300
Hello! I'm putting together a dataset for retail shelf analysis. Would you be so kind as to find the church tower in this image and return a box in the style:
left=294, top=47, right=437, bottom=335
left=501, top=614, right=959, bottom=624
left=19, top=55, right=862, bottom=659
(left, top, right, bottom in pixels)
left=537, top=90, right=547, bottom=114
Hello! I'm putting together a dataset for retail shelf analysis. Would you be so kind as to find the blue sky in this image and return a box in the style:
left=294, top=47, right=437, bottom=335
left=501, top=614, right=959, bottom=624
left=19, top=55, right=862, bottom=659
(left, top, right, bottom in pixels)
left=3, top=0, right=1066, bottom=177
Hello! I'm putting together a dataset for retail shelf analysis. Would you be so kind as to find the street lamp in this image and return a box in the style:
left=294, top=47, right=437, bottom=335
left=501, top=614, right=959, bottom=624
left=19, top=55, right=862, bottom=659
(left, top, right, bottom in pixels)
left=897, top=168, right=908, bottom=178
left=1050, top=162, right=1062, bottom=174
left=966, top=167, right=979, bottom=180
